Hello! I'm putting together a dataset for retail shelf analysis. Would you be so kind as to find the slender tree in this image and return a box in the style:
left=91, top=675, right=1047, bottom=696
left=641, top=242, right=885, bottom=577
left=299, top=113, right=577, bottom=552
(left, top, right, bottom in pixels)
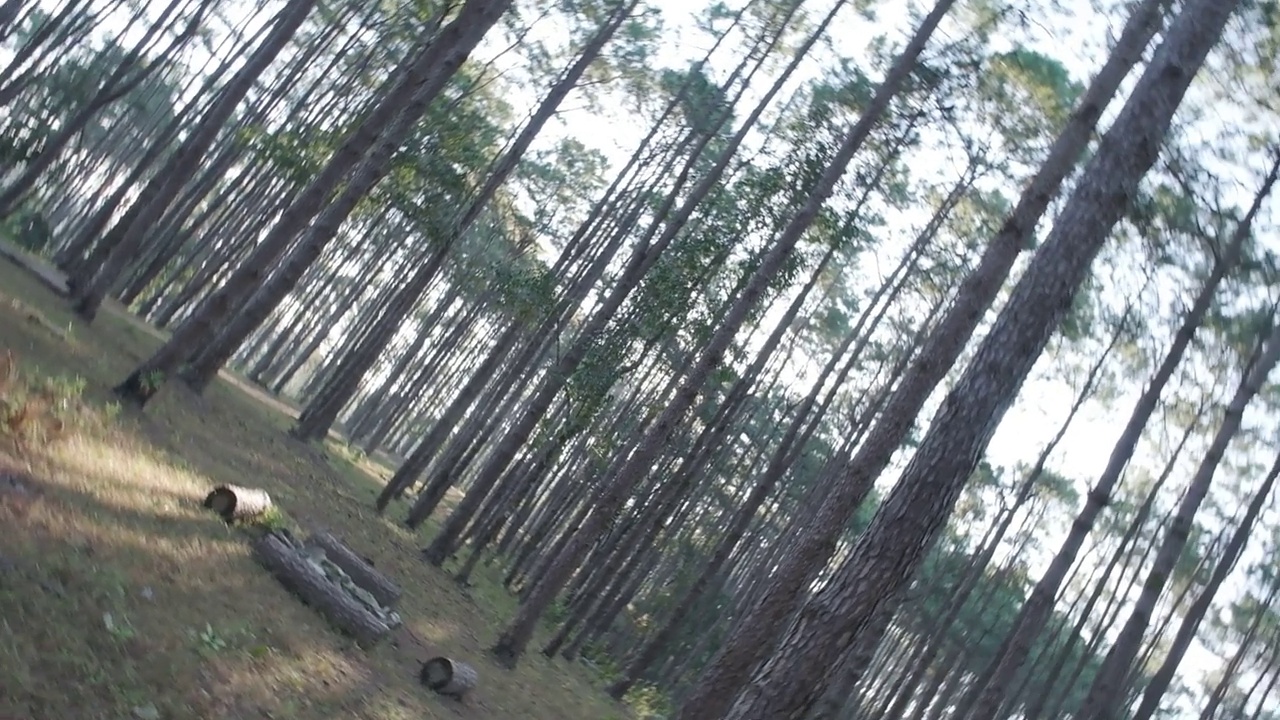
left=678, top=0, right=1170, bottom=714
left=956, top=148, right=1280, bottom=720
left=487, top=0, right=959, bottom=668
left=1075, top=316, right=1280, bottom=719
left=113, top=0, right=515, bottom=406
left=706, top=0, right=1242, bottom=715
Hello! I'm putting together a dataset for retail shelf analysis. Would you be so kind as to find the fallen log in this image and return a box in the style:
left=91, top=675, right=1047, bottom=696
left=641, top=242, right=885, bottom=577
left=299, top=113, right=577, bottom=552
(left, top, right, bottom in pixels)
left=420, top=656, right=478, bottom=699
left=251, top=532, right=391, bottom=645
left=203, top=484, right=273, bottom=522
left=305, top=530, right=402, bottom=608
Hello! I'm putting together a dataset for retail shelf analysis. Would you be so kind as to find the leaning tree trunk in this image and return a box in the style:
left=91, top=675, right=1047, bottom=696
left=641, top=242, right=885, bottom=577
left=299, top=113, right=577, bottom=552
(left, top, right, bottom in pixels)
left=290, top=0, right=641, bottom=441
left=1073, top=320, right=1280, bottom=720
left=420, top=0, right=823, bottom=564
left=1196, top=575, right=1280, bottom=720
left=956, top=146, right=1280, bottom=720
left=0, top=0, right=203, bottom=215
left=676, top=0, right=1172, bottom=712
left=606, top=185, right=943, bottom=700
left=71, top=0, right=320, bottom=321
left=488, top=0, right=953, bottom=669
left=709, top=1, right=1240, bottom=717
left=113, top=0, right=514, bottom=407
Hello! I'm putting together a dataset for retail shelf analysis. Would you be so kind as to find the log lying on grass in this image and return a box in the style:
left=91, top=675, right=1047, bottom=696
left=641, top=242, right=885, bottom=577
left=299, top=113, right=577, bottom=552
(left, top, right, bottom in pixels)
left=305, top=530, right=402, bottom=608
left=251, top=531, right=391, bottom=645
left=420, top=656, right=479, bottom=699
left=203, top=484, right=273, bottom=522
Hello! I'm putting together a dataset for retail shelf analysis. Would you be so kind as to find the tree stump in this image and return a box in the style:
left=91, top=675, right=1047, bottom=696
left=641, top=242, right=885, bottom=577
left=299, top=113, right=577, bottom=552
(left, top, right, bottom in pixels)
left=203, top=484, right=273, bottom=522
left=420, top=656, right=478, bottom=699
left=251, top=532, right=391, bottom=645
left=305, top=530, right=401, bottom=608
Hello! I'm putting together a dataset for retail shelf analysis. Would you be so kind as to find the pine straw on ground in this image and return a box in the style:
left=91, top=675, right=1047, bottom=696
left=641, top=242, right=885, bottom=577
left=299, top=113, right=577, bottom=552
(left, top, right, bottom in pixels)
left=0, top=256, right=632, bottom=720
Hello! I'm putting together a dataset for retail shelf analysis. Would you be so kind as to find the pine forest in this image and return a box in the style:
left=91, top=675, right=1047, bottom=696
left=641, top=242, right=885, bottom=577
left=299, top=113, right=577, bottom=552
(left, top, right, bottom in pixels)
left=0, top=0, right=1278, bottom=718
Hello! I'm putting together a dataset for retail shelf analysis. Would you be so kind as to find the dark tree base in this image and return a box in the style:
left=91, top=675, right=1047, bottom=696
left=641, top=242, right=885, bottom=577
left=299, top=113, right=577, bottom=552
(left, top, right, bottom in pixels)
left=178, top=366, right=215, bottom=395
left=421, top=544, right=450, bottom=567
left=113, top=373, right=155, bottom=407
left=606, top=678, right=631, bottom=700
left=489, top=640, right=520, bottom=669
left=71, top=295, right=98, bottom=322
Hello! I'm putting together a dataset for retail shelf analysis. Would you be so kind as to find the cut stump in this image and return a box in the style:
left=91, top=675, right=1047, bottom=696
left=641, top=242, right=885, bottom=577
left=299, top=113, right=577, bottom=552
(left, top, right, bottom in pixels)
left=251, top=532, right=390, bottom=645
left=305, top=530, right=401, bottom=608
left=203, top=484, right=273, bottom=522
left=420, top=656, right=478, bottom=699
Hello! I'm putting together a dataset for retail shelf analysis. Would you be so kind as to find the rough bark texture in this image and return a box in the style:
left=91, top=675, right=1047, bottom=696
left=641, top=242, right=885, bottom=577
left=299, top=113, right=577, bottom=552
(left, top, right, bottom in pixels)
left=72, top=0, right=319, bottom=320
left=252, top=532, right=391, bottom=645
left=422, top=0, right=819, bottom=563
left=202, top=484, right=274, bottom=522
left=677, top=0, right=1172, bottom=713
left=716, top=0, right=1239, bottom=717
left=113, top=0, right=513, bottom=406
left=420, top=657, right=479, bottom=698
left=305, top=530, right=402, bottom=608
left=957, top=142, right=1280, bottom=720
left=1074, top=319, right=1280, bottom=720
left=489, top=0, right=952, bottom=669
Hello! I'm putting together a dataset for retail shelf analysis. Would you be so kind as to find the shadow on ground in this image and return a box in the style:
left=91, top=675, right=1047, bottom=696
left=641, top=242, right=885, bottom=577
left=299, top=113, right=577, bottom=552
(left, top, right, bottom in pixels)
left=0, top=253, right=630, bottom=720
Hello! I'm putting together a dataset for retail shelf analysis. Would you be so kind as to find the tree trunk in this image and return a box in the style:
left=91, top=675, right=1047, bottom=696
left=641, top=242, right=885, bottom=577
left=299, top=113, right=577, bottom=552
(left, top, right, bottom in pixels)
left=420, top=0, right=826, bottom=563
left=71, top=0, right=319, bottom=320
left=677, top=0, right=1170, bottom=711
left=957, top=145, right=1280, bottom=720
left=114, top=0, right=514, bottom=406
left=712, top=1, right=1238, bottom=716
left=1073, top=319, right=1280, bottom=719
left=488, top=0, right=952, bottom=669
left=290, top=0, right=640, bottom=441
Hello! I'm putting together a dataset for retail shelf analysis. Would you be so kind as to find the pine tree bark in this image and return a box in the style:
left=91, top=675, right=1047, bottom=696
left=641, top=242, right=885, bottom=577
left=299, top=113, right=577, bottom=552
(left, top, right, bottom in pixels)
left=957, top=146, right=1280, bottom=720
left=677, top=0, right=1172, bottom=713
left=71, top=0, right=320, bottom=321
left=289, top=0, right=640, bottom=441
left=709, top=1, right=1239, bottom=716
left=1074, top=320, right=1280, bottom=719
left=489, top=0, right=955, bottom=670
left=113, top=0, right=514, bottom=406
left=421, top=0, right=837, bottom=564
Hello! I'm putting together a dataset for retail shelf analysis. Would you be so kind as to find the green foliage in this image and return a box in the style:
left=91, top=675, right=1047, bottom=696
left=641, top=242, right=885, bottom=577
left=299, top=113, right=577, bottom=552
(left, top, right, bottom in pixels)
left=908, top=540, right=1108, bottom=715
left=660, top=65, right=735, bottom=139
left=623, top=683, right=672, bottom=719
left=971, top=46, right=1082, bottom=163
left=2, top=206, right=51, bottom=252
left=492, top=255, right=558, bottom=324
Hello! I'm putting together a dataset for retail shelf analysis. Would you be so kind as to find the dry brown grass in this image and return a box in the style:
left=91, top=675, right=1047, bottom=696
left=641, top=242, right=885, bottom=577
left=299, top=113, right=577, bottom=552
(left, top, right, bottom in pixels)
left=0, top=255, right=632, bottom=720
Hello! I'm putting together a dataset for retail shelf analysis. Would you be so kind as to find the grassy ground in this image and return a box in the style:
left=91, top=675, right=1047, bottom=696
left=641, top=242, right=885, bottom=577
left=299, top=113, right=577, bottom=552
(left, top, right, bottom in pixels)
left=0, top=254, right=632, bottom=720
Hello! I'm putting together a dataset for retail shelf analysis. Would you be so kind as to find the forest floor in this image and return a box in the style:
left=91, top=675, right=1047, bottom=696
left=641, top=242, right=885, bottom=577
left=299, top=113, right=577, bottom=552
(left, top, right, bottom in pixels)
left=0, top=250, right=632, bottom=720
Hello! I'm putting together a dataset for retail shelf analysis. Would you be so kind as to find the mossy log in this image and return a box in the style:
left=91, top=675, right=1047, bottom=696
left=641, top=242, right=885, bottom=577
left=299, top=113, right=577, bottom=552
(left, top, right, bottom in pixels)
left=203, top=484, right=273, bottom=521
left=420, top=656, right=478, bottom=699
left=305, top=530, right=401, bottom=608
left=251, top=532, right=390, bottom=645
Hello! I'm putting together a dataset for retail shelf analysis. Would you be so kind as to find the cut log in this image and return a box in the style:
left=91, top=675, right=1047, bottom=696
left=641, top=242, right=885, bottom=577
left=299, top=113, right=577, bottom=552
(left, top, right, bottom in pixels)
left=305, top=530, right=402, bottom=608
left=203, top=484, right=273, bottom=522
left=251, top=532, right=390, bottom=645
left=420, top=656, right=478, bottom=699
